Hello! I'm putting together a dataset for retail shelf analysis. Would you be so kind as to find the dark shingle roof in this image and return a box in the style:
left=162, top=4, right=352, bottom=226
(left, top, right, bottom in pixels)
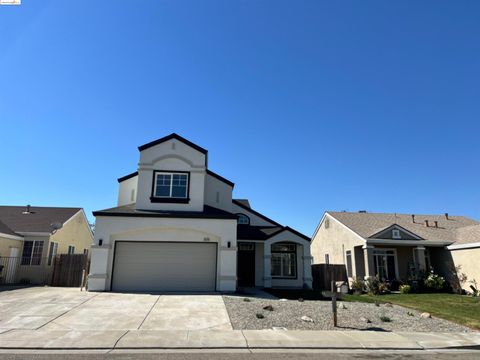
left=0, top=220, right=18, bottom=237
left=237, top=225, right=283, bottom=240
left=93, top=204, right=238, bottom=220
left=234, top=199, right=251, bottom=208
left=0, top=206, right=82, bottom=234
left=327, top=211, right=479, bottom=244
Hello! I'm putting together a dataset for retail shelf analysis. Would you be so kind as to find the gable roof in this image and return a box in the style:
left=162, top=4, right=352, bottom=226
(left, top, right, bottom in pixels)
left=237, top=225, right=310, bottom=242
left=138, top=133, right=208, bottom=154
left=0, top=206, right=82, bottom=234
left=327, top=211, right=479, bottom=243
left=234, top=199, right=251, bottom=208
left=232, top=199, right=281, bottom=226
left=206, top=169, right=234, bottom=187
left=117, top=171, right=138, bottom=183
left=0, top=220, right=18, bottom=237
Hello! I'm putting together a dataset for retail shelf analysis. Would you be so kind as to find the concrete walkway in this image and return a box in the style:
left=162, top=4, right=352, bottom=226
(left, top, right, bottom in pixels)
left=0, top=329, right=478, bottom=350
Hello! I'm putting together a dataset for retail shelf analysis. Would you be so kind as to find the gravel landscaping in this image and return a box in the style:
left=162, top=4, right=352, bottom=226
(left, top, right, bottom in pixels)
left=223, top=295, right=473, bottom=332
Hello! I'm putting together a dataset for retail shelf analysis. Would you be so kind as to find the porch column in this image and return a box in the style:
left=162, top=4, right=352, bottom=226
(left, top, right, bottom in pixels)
left=263, top=245, right=272, bottom=288
left=302, top=245, right=313, bottom=289
left=363, top=245, right=375, bottom=279
left=414, top=246, right=426, bottom=272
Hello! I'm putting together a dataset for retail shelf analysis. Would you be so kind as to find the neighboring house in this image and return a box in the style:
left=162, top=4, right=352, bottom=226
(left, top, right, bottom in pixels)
left=311, top=211, right=480, bottom=291
left=88, top=133, right=312, bottom=292
left=0, top=206, right=93, bottom=284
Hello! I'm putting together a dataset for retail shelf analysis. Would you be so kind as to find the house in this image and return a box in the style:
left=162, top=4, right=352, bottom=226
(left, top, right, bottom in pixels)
left=88, top=133, right=312, bottom=292
left=311, top=211, right=480, bottom=291
left=0, top=206, right=93, bottom=285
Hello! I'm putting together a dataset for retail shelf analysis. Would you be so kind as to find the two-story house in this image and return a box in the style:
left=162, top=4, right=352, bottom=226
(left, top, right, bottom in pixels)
left=88, top=133, right=312, bottom=292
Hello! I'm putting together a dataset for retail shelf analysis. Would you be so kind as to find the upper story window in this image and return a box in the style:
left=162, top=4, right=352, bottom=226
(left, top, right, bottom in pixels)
left=237, top=213, right=250, bottom=225
left=151, top=171, right=189, bottom=203
left=392, top=229, right=401, bottom=239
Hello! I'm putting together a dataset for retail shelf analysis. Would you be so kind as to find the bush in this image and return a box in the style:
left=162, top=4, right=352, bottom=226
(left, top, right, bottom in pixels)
left=256, top=313, right=264, bottom=319
left=350, top=277, right=365, bottom=294
left=399, top=284, right=411, bottom=294
left=424, top=271, right=445, bottom=290
left=379, top=315, right=392, bottom=322
left=366, top=276, right=390, bottom=295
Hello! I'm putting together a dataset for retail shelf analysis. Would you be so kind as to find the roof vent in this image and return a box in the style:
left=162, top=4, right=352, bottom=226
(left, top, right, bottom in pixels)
left=358, top=210, right=367, bottom=213
left=445, top=213, right=449, bottom=220
left=411, top=214, right=415, bottom=223
left=22, top=204, right=31, bottom=214
left=434, top=221, right=438, bottom=228
left=424, top=220, right=429, bottom=227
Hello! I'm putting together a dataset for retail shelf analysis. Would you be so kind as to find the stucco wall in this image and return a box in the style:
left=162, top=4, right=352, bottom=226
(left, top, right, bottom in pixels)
left=0, top=236, right=22, bottom=258
left=88, top=216, right=237, bottom=292
left=449, top=247, right=480, bottom=291
left=311, top=214, right=365, bottom=279
left=204, top=174, right=233, bottom=212
left=50, top=210, right=93, bottom=255
left=118, top=176, right=138, bottom=206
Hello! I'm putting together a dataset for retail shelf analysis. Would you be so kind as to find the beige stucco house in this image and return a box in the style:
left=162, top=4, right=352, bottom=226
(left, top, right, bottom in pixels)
left=311, top=211, right=480, bottom=292
left=0, top=206, right=93, bottom=285
left=88, top=133, right=312, bottom=292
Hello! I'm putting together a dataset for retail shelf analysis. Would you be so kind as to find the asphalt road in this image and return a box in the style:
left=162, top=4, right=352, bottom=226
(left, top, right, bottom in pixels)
left=0, top=351, right=479, bottom=360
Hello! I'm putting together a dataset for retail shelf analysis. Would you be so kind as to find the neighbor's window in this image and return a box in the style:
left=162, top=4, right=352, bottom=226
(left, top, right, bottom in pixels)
left=153, top=172, right=188, bottom=199
left=68, top=245, right=75, bottom=255
left=237, top=213, right=250, bottom=225
left=345, top=250, right=352, bottom=277
left=392, top=229, right=401, bottom=239
left=21, top=240, right=44, bottom=266
left=83, top=249, right=89, bottom=255
left=47, top=242, right=58, bottom=266
left=325, top=253, right=330, bottom=264
left=271, top=243, right=296, bottom=278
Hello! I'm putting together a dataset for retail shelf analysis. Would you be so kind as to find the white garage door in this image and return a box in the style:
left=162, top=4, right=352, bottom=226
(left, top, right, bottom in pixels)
left=112, top=242, right=217, bottom=292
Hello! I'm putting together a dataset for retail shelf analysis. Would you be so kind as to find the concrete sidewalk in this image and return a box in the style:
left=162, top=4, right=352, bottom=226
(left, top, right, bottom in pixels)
left=0, top=329, right=478, bottom=351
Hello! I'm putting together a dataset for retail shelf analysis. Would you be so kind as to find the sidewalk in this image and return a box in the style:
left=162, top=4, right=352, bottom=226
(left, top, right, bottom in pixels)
left=0, top=329, right=478, bottom=351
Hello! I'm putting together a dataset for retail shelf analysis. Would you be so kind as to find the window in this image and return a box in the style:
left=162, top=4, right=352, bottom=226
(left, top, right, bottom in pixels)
left=47, top=242, right=58, bottom=266
left=325, top=218, right=330, bottom=229
left=237, top=213, right=250, bottom=225
left=271, top=243, right=296, bottom=278
left=345, top=250, right=352, bottom=277
left=373, top=249, right=397, bottom=280
left=21, top=240, right=44, bottom=266
left=153, top=171, right=188, bottom=199
left=83, top=248, right=89, bottom=256
left=325, top=254, right=330, bottom=264
left=238, top=243, right=254, bottom=251
left=392, top=229, right=401, bottom=239
left=68, top=246, right=75, bottom=255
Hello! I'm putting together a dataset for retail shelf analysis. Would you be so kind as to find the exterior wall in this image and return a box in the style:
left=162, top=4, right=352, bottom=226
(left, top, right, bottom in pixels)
left=17, top=234, right=50, bottom=284
left=204, top=174, right=233, bottom=212
left=118, top=176, right=138, bottom=206
left=50, top=210, right=93, bottom=255
left=88, top=216, right=237, bottom=292
left=311, top=214, right=365, bottom=279
left=231, top=203, right=275, bottom=226
left=0, top=235, right=22, bottom=257
left=372, top=227, right=419, bottom=240
left=449, top=247, right=480, bottom=291
left=135, top=139, right=207, bottom=211
left=271, top=244, right=304, bottom=288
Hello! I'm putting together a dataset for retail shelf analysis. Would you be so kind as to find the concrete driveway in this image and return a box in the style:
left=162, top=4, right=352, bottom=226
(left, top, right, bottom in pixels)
left=0, top=287, right=232, bottom=332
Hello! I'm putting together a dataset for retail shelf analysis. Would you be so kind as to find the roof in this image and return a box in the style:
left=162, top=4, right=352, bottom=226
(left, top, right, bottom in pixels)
left=327, top=211, right=479, bottom=244
left=0, top=206, right=82, bottom=234
left=117, top=171, right=138, bottom=183
left=455, top=224, right=480, bottom=245
left=0, top=220, right=18, bottom=237
left=206, top=169, right=234, bottom=187
left=232, top=199, right=281, bottom=226
left=237, top=225, right=311, bottom=242
left=138, top=133, right=208, bottom=154
left=93, top=204, right=238, bottom=220
left=234, top=199, right=250, bottom=208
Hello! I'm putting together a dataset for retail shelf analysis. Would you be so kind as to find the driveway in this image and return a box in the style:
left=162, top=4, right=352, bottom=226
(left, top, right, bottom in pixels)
left=0, top=287, right=232, bottom=332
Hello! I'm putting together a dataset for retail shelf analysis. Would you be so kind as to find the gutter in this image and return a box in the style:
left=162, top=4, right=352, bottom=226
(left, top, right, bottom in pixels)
left=447, top=242, right=480, bottom=250
left=366, top=239, right=453, bottom=247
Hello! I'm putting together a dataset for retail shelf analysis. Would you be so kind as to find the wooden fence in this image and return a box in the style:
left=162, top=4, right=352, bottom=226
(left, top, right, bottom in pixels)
left=51, top=254, right=90, bottom=287
left=311, top=264, right=348, bottom=290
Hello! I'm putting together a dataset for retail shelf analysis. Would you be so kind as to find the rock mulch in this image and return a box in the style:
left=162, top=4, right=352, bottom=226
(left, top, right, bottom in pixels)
left=222, top=296, right=473, bottom=332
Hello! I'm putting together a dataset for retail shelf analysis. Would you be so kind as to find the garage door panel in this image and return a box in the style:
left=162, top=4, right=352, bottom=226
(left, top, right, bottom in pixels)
left=112, top=242, right=217, bottom=292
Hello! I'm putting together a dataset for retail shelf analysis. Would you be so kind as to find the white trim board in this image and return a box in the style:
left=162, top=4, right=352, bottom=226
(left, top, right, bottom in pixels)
left=447, top=242, right=480, bottom=250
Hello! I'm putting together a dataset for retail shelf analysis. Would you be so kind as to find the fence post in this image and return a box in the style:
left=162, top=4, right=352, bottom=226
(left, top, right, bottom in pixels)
left=331, top=280, right=338, bottom=327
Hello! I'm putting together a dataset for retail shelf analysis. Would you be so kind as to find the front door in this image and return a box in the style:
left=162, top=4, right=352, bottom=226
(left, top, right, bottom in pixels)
left=237, top=242, right=255, bottom=287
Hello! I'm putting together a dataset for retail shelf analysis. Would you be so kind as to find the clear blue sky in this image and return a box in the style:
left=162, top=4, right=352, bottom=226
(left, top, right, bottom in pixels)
left=1, top=1, right=479, bottom=235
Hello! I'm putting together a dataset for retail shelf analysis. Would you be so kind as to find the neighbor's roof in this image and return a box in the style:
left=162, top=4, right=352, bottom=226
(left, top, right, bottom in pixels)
left=0, top=220, right=18, bottom=237
left=327, top=211, right=479, bottom=243
left=93, top=204, right=238, bottom=220
left=0, top=206, right=82, bottom=234
left=138, top=133, right=208, bottom=154
left=454, top=224, right=480, bottom=245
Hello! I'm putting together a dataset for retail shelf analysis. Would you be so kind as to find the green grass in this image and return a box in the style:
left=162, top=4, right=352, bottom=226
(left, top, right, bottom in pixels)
left=263, top=288, right=325, bottom=300
left=344, top=293, right=480, bottom=329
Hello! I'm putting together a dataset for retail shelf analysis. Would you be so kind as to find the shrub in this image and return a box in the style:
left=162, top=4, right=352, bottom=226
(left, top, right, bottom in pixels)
left=366, top=276, right=390, bottom=295
left=424, top=271, right=445, bottom=290
left=379, top=315, right=392, bottom=322
left=256, top=313, right=264, bottom=319
left=399, top=284, right=411, bottom=294
left=350, top=277, right=365, bottom=294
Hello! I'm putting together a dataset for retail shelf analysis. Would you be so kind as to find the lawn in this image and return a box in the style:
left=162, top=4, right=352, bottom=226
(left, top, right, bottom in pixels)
left=344, top=293, right=480, bottom=330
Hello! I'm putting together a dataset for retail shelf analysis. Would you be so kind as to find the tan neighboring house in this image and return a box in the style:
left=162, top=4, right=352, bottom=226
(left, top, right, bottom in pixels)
left=311, top=211, right=480, bottom=292
left=0, top=205, right=94, bottom=285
